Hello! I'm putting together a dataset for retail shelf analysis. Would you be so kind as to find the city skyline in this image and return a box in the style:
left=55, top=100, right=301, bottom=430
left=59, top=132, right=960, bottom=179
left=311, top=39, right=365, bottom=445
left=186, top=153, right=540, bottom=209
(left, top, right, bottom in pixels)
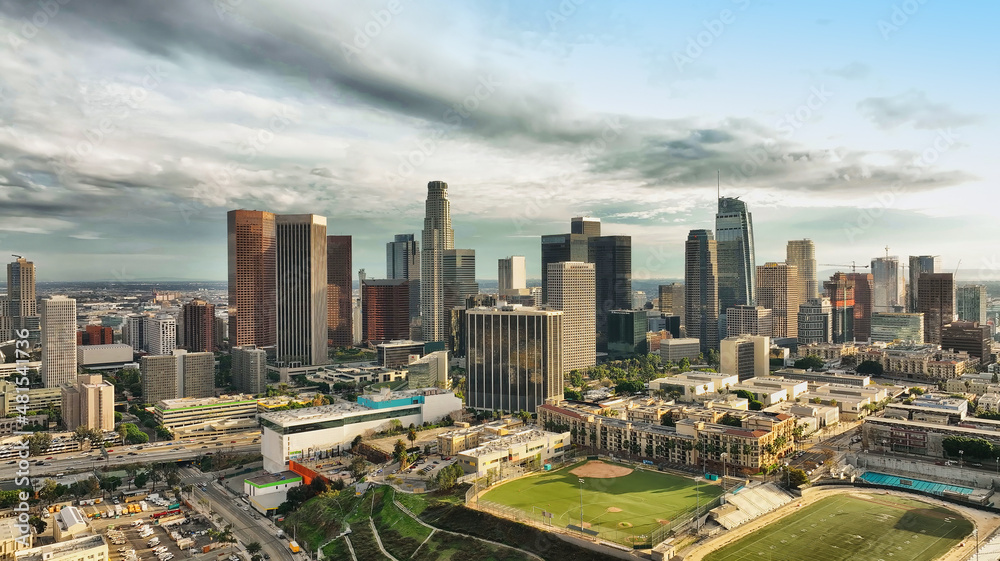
left=0, top=1, right=996, bottom=282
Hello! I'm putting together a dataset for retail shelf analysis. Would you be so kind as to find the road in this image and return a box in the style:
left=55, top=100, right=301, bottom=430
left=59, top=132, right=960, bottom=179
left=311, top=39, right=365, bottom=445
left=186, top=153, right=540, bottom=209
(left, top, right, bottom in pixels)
left=0, top=432, right=261, bottom=481
left=182, top=468, right=297, bottom=561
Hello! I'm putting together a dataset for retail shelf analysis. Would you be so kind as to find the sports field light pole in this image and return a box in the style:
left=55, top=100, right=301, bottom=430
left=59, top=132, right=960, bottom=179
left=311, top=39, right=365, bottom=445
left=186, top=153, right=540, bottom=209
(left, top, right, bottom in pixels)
left=959, top=450, right=964, bottom=469
left=720, top=453, right=727, bottom=482
left=578, top=478, right=585, bottom=537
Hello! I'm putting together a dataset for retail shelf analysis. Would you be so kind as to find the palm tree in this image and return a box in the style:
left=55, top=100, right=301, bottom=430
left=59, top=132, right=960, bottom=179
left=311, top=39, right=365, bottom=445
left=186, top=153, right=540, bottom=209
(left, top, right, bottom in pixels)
left=246, top=542, right=262, bottom=557
left=407, top=428, right=417, bottom=447
left=208, top=524, right=236, bottom=555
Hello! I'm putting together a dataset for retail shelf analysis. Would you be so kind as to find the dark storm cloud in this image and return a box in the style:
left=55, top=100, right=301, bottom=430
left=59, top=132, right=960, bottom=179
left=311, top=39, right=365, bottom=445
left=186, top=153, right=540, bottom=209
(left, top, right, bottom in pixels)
left=857, top=90, right=980, bottom=130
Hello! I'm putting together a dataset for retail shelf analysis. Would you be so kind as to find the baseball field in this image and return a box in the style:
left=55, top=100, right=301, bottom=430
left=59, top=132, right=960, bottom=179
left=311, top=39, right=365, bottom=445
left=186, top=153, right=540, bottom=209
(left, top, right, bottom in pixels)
left=703, top=493, right=973, bottom=561
left=479, top=460, right=722, bottom=545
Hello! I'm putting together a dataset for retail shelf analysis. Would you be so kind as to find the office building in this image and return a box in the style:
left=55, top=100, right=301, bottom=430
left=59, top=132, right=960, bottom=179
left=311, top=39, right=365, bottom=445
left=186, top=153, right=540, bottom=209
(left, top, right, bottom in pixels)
left=449, top=294, right=498, bottom=357
left=175, top=349, right=215, bottom=399
left=421, top=181, right=455, bottom=344
left=81, top=325, right=113, bottom=346
left=77, top=344, right=133, bottom=370
left=658, top=283, right=685, bottom=327
left=443, top=249, right=479, bottom=328
left=908, top=255, right=940, bottom=313
left=227, top=209, right=277, bottom=347
left=498, top=256, right=527, bottom=293
left=326, top=234, right=352, bottom=348
left=376, top=340, right=425, bottom=368
left=720, top=335, right=770, bottom=381
left=716, top=197, right=757, bottom=329
left=6, top=257, right=37, bottom=341
left=181, top=299, right=215, bottom=352
left=659, top=337, right=701, bottom=363
left=726, top=305, right=772, bottom=338
left=848, top=272, right=874, bottom=342
left=941, top=321, right=991, bottom=363
left=144, top=315, right=176, bottom=356
left=154, top=395, right=259, bottom=440
left=957, top=285, right=988, bottom=323
left=797, top=298, right=832, bottom=345
left=260, top=388, right=462, bottom=472
left=40, top=296, right=77, bottom=388
left=0, top=299, right=10, bottom=344
left=124, top=314, right=145, bottom=352
left=387, top=233, right=421, bottom=323
left=823, top=273, right=855, bottom=344
left=540, top=217, right=600, bottom=303
left=685, top=229, right=719, bottom=352
left=232, top=345, right=267, bottom=395
left=607, top=310, right=648, bottom=359
left=61, top=374, right=114, bottom=432
left=407, top=350, right=450, bottom=389
left=361, top=278, right=410, bottom=343
left=756, top=263, right=799, bottom=340
left=466, top=306, right=563, bottom=413
left=589, top=235, right=632, bottom=350
left=872, top=255, right=904, bottom=313
left=785, top=239, right=817, bottom=302
left=276, top=214, right=328, bottom=366
left=917, top=272, right=955, bottom=345
left=571, top=216, right=601, bottom=236
left=140, top=355, right=178, bottom=406
left=214, top=316, right=227, bottom=349
left=870, top=313, right=924, bottom=343
left=632, top=291, right=647, bottom=309
left=647, top=313, right=681, bottom=339
left=546, top=262, right=596, bottom=373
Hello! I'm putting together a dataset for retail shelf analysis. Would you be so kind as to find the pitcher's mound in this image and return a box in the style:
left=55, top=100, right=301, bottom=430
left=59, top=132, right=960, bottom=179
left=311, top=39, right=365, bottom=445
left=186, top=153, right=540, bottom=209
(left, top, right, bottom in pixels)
left=606, top=507, right=623, bottom=513
left=570, top=460, right=633, bottom=479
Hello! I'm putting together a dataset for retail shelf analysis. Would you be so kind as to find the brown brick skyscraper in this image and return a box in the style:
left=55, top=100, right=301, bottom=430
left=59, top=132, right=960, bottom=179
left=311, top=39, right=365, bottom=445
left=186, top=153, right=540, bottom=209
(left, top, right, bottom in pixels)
left=183, top=299, right=215, bottom=352
left=327, top=235, right=353, bottom=348
left=227, top=210, right=276, bottom=348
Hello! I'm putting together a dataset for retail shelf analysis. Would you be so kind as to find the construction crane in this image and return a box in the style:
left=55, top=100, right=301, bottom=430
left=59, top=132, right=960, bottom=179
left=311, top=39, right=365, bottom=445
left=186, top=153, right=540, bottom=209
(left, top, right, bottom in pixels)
left=11, top=254, right=21, bottom=259
left=819, top=261, right=870, bottom=273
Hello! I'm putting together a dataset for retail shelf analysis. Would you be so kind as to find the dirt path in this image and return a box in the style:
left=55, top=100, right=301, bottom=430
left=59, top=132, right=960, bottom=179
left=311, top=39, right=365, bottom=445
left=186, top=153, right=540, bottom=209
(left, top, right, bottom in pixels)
left=681, top=486, right=1000, bottom=561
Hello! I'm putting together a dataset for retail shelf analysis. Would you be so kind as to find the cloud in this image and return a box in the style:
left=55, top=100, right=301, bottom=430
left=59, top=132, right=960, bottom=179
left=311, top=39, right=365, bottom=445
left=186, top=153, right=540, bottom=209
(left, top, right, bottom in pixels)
left=857, top=90, right=980, bottom=130
left=310, top=167, right=334, bottom=178
left=827, top=62, right=870, bottom=80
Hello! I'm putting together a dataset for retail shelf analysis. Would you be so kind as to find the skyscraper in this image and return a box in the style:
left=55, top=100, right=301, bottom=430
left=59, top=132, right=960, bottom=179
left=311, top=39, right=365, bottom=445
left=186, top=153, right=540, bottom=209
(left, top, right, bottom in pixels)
left=144, top=315, right=176, bottom=356
left=872, top=255, right=904, bottom=313
left=227, top=210, right=277, bottom=348
left=40, top=296, right=77, bottom=388
left=387, top=233, right=421, bottom=323
left=326, top=235, right=353, bottom=348
left=232, top=345, right=267, bottom=395
left=823, top=273, right=855, bottom=343
left=726, top=305, right=773, bottom=338
left=443, top=249, right=479, bottom=333
left=61, top=374, right=115, bottom=432
left=540, top=218, right=599, bottom=303
left=6, top=257, right=37, bottom=341
left=658, top=283, right=685, bottom=328
left=361, top=278, right=410, bottom=343
left=466, top=306, right=563, bottom=413
left=589, top=235, right=632, bottom=351
left=175, top=349, right=215, bottom=399
left=182, top=299, right=215, bottom=352
left=685, top=229, right=719, bottom=352
left=848, top=272, right=874, bottom=342
left=716, top=197, right=756, bottom=333
left=916, top=272, right=955, bottom=345
left=798, top=297, right=832, bottom=344
left=956, top=285, right=988, bottom=323
left=125, top=314, right=146, bottom=352
left=785, top=239, right=818, bottom=302
left=756, top=263, right=799, bottom=340
left=908, top=255, right=940, bottom=313
left=571, top=216, right=601, bottom=236
left=607, top=310, right=649, bottom=359
left=421, top=181, right=455, bottom=344
left=547, top=261, right=596, bottom=373
left=276, top=214, right=328, bottom=366
left=140, top=355, right=178, bottom=405
left=498, top=256, right=527, bottom=293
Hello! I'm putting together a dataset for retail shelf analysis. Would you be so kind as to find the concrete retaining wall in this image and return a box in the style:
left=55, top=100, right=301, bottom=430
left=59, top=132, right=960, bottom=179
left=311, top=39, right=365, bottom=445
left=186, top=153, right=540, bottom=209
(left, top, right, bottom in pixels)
left=845, top=453, right=999, bottom=489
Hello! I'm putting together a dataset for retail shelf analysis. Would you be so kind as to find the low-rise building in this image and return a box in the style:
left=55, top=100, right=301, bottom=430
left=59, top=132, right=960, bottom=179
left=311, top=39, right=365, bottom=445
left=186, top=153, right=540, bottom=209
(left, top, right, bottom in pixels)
left=773, top=368, right=870, bottom=387
left=978, top=393, right=1000, bottom=412
left=455, top=429, right=571, bottom=476
left=52, top=506, right=89, bottom=542
left=659, top=338, right=701, bottom=363
left=738, top=377, right=809, bottom=401
left=863, top=416, right=1000, bottom=458
left=16, top=535, right=107, bottom=561
left=437, top=427, right=483, bottom=456
left=243, top=471, right=303, bottom=515
left=407, top=351, right=449, bottom=389
left=859, top=344, right=977, bottom=380
left=797, top=342, right=858, bottom=362
left=883, top=394, right=968, bottom=424
left=945, top=372, right=999, bottom=394
left=76, top=344, right=133, bottom=370
left=0, top=517, right=32, bottom=559
left=648, top=372, right=740, bottom=401
left=154, top=395, right=259, bottom=440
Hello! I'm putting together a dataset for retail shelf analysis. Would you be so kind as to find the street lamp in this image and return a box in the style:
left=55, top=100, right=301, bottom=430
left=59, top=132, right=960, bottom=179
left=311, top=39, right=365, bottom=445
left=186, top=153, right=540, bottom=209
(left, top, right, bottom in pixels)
left=720, top=452, right=728, bottom=481
left=959, top=450, right=964, bottom=468
left=784, top=462, right=790, bottom=487
left=578, top=478, right=585, bottom=536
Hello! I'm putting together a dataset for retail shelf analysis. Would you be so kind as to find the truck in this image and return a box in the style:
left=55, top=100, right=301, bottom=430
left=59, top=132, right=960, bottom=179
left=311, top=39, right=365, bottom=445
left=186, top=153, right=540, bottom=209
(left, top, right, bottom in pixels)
left=288, top=541, right=300, bottom=554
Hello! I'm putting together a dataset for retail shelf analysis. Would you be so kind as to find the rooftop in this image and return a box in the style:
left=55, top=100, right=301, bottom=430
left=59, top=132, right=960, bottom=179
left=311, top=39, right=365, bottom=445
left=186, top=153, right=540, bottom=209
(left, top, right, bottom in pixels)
left=16, top=535, right=105, bottom=561
left=460, top=429, right=565, bottom=458
left=156, top=394, right=257, bottom=410
left=246, top=471, right=302, bottom=487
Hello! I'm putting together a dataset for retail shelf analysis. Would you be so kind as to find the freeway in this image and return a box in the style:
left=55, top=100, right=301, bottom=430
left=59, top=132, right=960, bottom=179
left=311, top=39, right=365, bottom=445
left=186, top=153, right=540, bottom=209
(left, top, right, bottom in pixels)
left=0, top=432, right=262, bottom=481
left=183, top=469, right=297, bottom=561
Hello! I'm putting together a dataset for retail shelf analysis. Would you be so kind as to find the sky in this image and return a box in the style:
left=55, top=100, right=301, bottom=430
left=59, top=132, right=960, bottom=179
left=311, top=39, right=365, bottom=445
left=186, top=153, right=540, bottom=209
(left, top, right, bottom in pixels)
left=0, top=0, right=997, bottom=282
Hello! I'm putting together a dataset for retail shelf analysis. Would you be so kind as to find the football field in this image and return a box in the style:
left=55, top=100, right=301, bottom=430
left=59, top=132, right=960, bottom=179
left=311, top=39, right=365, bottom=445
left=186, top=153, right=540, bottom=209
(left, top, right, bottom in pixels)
left=480, top=460, right=722, bottom=545
left=703, top=493, right=972, bottom=561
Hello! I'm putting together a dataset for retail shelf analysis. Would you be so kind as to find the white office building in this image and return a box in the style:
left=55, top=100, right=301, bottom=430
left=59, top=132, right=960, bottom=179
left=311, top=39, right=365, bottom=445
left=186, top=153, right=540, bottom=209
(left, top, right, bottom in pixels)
left=40, top=296, right=77, bottom=388
left=145, top=315, right=176, bottom=356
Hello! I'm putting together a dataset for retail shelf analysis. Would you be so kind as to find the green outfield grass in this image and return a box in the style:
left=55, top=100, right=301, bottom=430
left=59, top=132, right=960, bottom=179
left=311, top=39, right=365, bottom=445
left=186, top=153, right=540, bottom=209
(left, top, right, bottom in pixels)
left=704, top=494, right=972, bottom=561
left=480, top=461, right=722, bottom=545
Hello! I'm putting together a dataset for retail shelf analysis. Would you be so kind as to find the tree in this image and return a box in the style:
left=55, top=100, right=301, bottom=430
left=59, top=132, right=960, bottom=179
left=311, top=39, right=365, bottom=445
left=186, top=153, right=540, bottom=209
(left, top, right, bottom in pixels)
left=793, top=355, right=825, bottom=370
left=208, top=524, right=236, bottom=554
left=564, top=389, right=583, bottom=401
left=407, top=428, right=417, bottom=447
left=350, top=456, right=368, bottom=479
left=39, top=479, right=60, bottom=504
left=661, top=415, right=675, bottom=427
left=856, top=360, right=884, bottom=376
left=678, top=357, right=691, bottom=372
left=393, top=439, right=408, bottom=467
left=351, top=435, right=363, bottom=450
left=72, top=426, right=90, bottom=447
left=785, top=467, right=809, bottom=488
left=23, top=432, right=52, bottom=456
left=435, top=464, right=463, bottom=490
left=134, top=472, right=149, bottom=488
left=993, top=372, right=999, bottom=384
left=114, top=411, right=123, bottom=422
left=246, top=543, right=262, bottom=556
left=28, top=516, right=46, bottom=534
left=388, top=419, right=403, bottom=435
left=705, top=349, right=720, bottom=369
left=569, top=370, right=584, bottom=388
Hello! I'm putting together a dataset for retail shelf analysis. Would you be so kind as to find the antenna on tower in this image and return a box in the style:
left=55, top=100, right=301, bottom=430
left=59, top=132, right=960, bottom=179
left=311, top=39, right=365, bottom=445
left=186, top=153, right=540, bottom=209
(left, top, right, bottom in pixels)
left=885, top=245, right=890, bottom=259
left=717, top=170, right=720, bottom=200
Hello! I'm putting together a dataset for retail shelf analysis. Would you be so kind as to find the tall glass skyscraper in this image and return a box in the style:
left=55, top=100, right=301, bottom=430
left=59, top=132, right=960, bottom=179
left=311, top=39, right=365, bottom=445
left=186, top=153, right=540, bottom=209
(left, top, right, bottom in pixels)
left=716, top=197, right=756, bottom=334
left=685, top=229, right=719, bottom=352
left=421, top=181, right=455, bottom=344
left=387, top=233, right=421, bottom=327
left=908, top=255, right=940, bottom=313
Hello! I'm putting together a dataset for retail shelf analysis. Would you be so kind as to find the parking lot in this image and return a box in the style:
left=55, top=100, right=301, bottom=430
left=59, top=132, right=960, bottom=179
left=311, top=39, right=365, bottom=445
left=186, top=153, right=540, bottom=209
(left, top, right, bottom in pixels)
left=85, top=501, right=218, bottom=561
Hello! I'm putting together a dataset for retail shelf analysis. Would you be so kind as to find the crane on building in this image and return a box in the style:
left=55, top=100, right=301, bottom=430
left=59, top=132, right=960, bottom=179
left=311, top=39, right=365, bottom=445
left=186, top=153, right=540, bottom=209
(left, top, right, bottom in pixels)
left=11, top=254, right=21, bottom=259
left=819, top=261, right=870, bottom=273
